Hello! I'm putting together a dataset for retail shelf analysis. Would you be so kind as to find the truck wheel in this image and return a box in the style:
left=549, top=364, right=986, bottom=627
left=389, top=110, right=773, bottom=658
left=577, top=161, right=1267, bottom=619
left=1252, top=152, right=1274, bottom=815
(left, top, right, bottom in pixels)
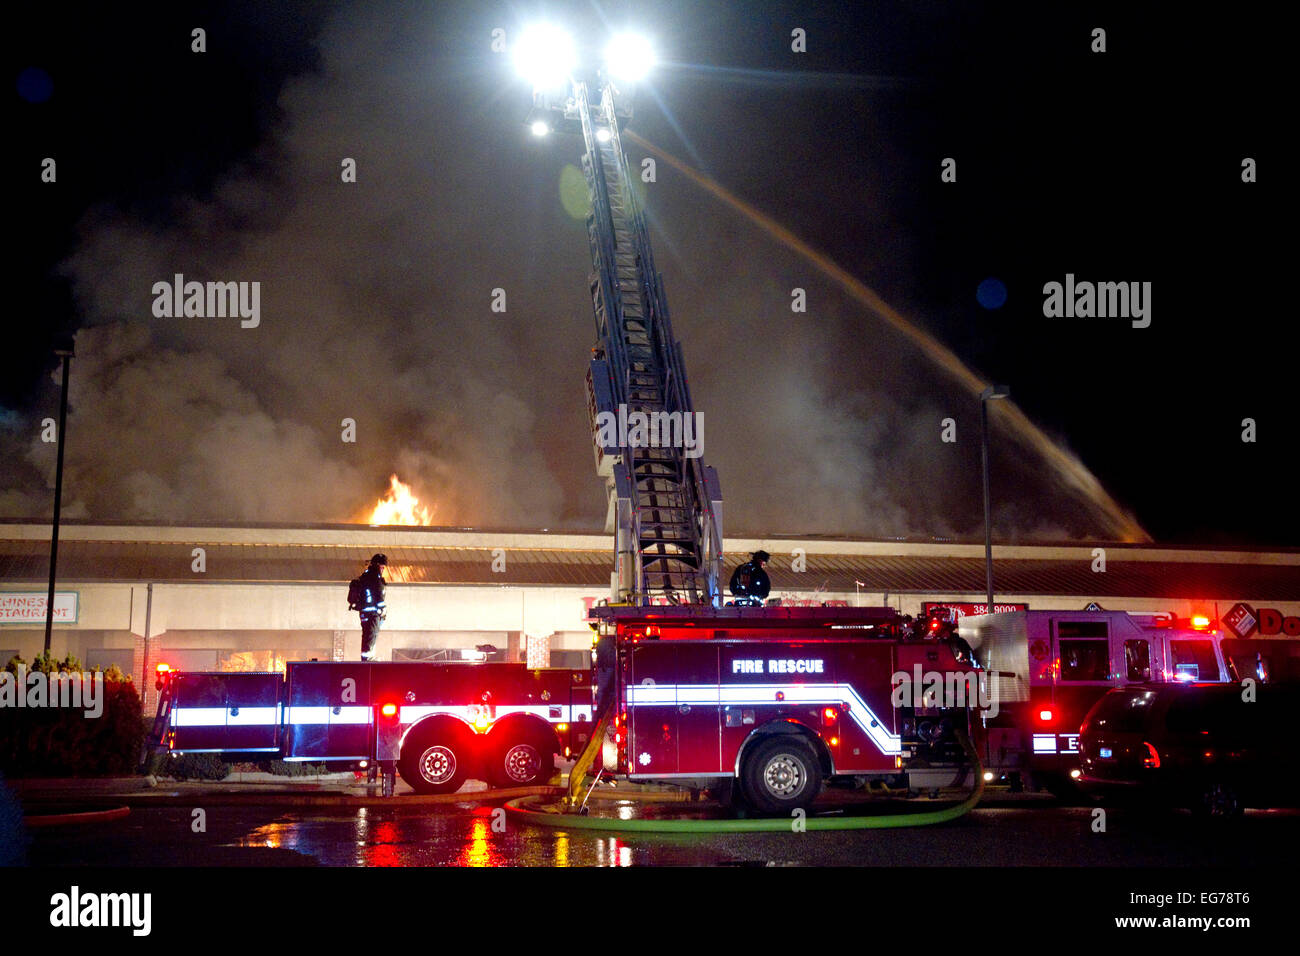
left=489, top=732, right=556, bottom=788
left=399, top=730, right=471, bottom=795
left=741, top=736, right=822, bottom=814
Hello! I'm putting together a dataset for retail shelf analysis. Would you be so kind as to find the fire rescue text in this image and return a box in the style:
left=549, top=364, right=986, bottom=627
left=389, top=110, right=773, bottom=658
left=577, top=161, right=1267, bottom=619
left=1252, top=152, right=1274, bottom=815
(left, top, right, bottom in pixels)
left=732, top=658, right=825, bottom=674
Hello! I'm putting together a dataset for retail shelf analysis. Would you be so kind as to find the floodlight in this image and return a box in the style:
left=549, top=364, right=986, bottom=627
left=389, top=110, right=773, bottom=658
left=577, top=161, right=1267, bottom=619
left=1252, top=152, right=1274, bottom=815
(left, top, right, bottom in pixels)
left=513, top=23, right=577, bottom=88
left=604, top=33, right=655, bottom=83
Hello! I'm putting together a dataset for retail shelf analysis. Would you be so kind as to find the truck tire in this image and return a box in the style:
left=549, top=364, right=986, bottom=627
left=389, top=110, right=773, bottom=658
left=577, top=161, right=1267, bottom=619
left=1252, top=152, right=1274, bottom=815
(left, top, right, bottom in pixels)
left=399, top=727, right=472, bottom=795
left=740, top=736, right=822, bottom=814
left=488, top=731, right=556, bottom=788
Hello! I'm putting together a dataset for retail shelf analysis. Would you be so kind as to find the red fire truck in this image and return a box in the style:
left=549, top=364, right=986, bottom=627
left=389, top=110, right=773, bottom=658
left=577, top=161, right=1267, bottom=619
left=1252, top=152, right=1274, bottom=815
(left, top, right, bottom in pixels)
left=957, top=608, right=1231, bottom=793
left=588, top=604, right=980, bottom=813
left=152, top=661, right=594, bottom=796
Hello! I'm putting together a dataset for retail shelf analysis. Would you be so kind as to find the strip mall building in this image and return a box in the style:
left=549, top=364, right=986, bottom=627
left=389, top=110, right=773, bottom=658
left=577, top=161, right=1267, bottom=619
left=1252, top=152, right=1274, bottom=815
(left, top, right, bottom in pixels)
left=2, top=521, right=1297, bottom=711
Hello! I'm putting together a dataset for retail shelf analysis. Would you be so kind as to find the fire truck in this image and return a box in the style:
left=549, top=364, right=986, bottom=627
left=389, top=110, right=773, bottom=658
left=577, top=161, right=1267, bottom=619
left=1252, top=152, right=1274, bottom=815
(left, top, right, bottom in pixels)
left=150, top=49, right=985, bottom=813
left=152, top=662, right=594, bottom=796
left=588, top=604, right=979, bottom=813
left=957, top=608, right=1232, bottom=793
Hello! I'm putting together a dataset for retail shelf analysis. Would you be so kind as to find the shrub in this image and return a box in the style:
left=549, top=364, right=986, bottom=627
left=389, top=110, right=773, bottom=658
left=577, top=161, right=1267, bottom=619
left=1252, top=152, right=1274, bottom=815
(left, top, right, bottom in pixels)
left=0, top=667, right=143, bottom=777
left=147, top=751, right=230, bottom=781
left=255, top=759, right=327, bottom=777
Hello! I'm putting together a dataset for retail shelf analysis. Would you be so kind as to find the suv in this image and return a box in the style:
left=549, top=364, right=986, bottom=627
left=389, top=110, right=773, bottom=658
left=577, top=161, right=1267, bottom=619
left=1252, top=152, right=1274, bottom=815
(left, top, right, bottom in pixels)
left=1078, top=681, right=1300, bottom=817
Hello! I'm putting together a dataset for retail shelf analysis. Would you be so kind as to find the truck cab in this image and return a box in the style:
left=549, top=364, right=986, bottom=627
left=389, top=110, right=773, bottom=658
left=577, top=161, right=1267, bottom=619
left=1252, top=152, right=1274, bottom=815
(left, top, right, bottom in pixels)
left=958, top=609, right=1230, bottom=792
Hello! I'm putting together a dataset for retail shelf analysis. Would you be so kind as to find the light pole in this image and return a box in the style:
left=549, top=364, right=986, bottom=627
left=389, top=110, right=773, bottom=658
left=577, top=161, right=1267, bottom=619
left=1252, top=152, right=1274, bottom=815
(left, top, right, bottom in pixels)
left=44, top=343, right=74, bottom=655
left=980, top=384, right=1009, bottom=612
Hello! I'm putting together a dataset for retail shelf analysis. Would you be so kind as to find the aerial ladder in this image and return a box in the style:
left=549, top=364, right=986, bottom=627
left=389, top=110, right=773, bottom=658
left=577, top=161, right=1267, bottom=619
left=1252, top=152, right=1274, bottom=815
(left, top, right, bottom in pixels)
left=520, top=36, right=725, bottom=805
left=529, top=76, right=723, bottom=608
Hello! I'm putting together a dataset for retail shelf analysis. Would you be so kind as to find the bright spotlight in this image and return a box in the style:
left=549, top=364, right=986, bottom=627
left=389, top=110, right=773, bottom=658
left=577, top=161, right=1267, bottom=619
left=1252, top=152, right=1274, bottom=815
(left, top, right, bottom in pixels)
left=513, top=24, right=577, bottom=88
left=530, top=120, right=550, bottom=137
left=605, top=33, right=655, bottom=83
left=595, top=127, right=611, bottom=143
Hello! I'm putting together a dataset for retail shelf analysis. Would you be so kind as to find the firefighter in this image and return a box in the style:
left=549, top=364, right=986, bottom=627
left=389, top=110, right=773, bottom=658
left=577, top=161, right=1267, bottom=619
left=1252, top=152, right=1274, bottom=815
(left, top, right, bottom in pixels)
left=357, top=553, right=388, bottom=661
left=728, top=550, right=771, bottom=606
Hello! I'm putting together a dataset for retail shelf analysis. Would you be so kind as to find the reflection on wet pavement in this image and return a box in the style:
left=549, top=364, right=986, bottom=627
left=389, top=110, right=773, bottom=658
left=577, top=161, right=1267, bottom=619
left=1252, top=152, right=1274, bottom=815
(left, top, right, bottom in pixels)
left=233, top=804, right=642, bottom=866
left=218, top=800, right=1300, bottom=868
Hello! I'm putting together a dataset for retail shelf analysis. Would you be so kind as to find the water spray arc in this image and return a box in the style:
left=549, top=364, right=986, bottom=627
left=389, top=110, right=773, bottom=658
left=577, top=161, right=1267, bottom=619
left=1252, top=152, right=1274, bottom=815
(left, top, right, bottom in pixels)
left=624, top=131, right=1150, bottom=544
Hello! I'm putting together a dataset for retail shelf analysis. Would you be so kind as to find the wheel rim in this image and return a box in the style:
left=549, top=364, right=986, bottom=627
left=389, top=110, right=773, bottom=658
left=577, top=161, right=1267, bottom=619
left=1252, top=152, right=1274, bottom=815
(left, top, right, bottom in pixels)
left=419, top=745, right=457, bottom=785
left=503, top=743, right=542, bottom=783
left=762, top=754, right=806, bottom=798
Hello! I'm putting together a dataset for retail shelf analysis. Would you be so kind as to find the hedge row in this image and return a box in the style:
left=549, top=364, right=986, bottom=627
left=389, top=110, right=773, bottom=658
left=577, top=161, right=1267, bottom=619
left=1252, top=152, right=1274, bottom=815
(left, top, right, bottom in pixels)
left=1, top=656, right=144, bottom=777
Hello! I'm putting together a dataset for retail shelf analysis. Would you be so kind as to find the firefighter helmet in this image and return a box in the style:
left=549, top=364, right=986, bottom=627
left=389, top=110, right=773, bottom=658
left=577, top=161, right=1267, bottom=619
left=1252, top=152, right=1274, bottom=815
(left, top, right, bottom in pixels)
left=370, top=553, right=388, bottom=566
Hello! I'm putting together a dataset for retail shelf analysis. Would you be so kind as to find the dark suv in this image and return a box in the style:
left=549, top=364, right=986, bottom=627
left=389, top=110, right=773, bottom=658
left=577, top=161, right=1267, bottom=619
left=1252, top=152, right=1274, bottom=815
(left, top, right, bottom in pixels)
left=1078, top=681, right=1300, bottom=817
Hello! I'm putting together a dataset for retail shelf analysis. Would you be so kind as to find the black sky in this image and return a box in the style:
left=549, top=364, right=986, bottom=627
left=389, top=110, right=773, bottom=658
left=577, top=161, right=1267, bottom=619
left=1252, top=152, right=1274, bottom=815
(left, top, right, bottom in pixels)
left=7, top=1, right=1294, bottom=547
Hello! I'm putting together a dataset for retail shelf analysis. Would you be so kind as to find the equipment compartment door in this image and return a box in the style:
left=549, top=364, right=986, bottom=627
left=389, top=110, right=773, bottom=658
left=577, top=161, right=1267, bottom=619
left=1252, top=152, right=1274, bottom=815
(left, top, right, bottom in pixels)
left=626, top=643, right=680, bottom=776
left=169, top=672, right=283, bottom=754
left=672, top=644, right=722, bottom=774
left=285, top=662, right=373, bottom=760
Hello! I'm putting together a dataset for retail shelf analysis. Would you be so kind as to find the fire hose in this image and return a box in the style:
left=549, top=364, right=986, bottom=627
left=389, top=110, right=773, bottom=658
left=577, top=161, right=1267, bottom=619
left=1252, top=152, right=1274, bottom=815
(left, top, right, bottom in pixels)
left=505, top=726, right=984, bottom=833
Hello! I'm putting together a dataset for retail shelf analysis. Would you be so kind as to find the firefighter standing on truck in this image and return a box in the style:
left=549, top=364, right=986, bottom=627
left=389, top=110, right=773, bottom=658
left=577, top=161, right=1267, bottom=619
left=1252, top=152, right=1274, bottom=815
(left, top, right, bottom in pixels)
left=353, top=554, right=387, bottom=661
left=728, top=550, right=771, bottom=606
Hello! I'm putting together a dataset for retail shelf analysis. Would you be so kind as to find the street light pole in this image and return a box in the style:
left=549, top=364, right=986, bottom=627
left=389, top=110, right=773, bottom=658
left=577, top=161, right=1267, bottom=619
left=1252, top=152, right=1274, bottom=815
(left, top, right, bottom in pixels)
left=44, top=345, right=74, bottom=656
left=980, top=384, right=1009, bottom=612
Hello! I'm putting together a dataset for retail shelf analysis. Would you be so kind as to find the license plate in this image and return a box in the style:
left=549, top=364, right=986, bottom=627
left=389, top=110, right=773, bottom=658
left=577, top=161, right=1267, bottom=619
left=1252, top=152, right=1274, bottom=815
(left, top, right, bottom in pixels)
left=1099, top=747, right=1113, bottom=759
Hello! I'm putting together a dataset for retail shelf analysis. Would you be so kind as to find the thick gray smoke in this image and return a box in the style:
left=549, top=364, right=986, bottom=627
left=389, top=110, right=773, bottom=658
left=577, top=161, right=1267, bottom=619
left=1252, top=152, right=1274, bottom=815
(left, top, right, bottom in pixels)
left=0, top=2, right=1112, bottom=540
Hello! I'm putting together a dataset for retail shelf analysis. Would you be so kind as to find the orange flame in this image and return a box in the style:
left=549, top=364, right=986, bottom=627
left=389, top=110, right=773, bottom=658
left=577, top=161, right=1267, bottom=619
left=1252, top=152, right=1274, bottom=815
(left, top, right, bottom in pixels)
left=369, top=474, right=434, bottom=526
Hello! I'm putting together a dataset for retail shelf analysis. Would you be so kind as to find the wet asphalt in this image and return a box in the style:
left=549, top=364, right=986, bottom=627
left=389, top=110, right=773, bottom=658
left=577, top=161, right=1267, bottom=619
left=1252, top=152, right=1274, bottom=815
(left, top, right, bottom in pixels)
left=18, top=795, right=1300, bottom=867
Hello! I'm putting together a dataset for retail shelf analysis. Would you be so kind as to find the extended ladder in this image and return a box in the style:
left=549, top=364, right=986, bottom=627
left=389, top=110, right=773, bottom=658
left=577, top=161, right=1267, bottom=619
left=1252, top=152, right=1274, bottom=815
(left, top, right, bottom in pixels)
left=576, top=82, right=723, bottom=607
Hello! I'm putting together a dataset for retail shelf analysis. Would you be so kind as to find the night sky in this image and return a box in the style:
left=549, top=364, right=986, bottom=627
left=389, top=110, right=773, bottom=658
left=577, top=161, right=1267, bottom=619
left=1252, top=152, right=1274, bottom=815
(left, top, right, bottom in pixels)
left=6, top=1, right=1293, bottom=547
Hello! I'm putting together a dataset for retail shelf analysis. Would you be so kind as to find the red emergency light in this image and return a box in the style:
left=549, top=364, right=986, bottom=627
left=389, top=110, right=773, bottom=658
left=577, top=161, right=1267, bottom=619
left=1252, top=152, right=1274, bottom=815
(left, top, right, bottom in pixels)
left=380, top=703, right=398, bottom=718
left=1038, top=709, right=1053, bottom=723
